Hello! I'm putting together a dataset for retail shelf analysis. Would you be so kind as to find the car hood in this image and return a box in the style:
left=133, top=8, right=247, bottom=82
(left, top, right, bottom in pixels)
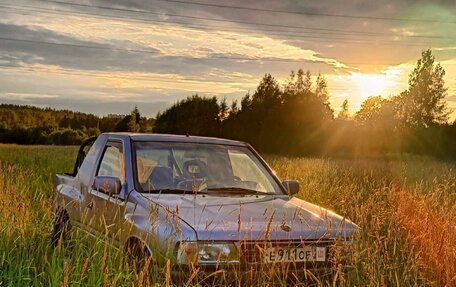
left=141, top=194, right=358, bottom=241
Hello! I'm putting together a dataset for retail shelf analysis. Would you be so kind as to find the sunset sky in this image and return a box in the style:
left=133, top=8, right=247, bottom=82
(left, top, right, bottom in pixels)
left=0, top=0, right=455, bottom=119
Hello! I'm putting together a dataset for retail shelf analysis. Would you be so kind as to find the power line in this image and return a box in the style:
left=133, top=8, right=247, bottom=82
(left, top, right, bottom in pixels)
left=1, top=5, right=454, bottom=47
left=3, top=36, right=455, bottom=70
left=0, top=36, right=160, bottom=54
left=3, top=3, right=455, bottom=41
left=0, top=4, right=390, bottom=37
left=1, top=1, right=383, bottom=35
left=30, top=0, right=456, bottom=34
left=0, top=36, right=325, bottom=63
left=1, top=3, right=454, bottom=70
left=154, top=0, right=456, bottom=24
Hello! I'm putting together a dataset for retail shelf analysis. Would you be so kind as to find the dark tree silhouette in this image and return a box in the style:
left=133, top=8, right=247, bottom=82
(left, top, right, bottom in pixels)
left=337, top=99, right=351, bottom=121
left=396, top=49, right=449, bottom=127
left=0, top=104, right=152, bottom=144
left=153, top=94, right=222, bottom=136
left=128, top=106, right=141, bottom=132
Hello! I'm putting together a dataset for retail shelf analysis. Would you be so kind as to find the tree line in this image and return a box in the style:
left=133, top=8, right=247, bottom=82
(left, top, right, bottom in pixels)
left=154, top=50, right=456, bottom=158
left=0, top=104, right=154, bottom=145
left=1, top=49, right=454, bottom=158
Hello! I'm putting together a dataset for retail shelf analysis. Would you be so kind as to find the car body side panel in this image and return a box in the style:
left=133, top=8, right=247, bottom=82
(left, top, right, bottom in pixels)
left=53, top=135, right=107, bottom=227
left=53, top=134, right=196, bottom=258
left=122, top=191, right=198, bottom=262
left=53, top=174, right=84, bottom=224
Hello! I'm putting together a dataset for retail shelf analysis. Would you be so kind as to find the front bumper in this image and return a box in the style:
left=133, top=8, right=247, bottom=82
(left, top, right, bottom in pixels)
left=171, top=239, right=353, bottom=285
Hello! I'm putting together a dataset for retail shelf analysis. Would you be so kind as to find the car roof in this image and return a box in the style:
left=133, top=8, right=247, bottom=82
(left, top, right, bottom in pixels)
left=103, top=132, right=247, bottom=146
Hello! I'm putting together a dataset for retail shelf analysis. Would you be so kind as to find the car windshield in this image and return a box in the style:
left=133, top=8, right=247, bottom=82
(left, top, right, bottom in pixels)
left=134, top=141, right=282, bottom=195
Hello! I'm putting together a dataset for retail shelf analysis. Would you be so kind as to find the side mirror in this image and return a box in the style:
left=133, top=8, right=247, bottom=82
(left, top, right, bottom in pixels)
left=93, top=176, right=122, bottom=196
left=282, top=180, right=299, bottom=196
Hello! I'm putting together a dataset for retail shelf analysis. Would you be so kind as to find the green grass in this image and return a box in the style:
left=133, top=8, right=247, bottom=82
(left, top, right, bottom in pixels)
left=0, top=145, right=454, bottom=286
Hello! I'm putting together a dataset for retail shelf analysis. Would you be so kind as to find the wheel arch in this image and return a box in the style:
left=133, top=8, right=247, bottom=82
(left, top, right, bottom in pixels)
left=124, top=236, right=152, bottom=257
left=54, top=206, right=70, bottom=224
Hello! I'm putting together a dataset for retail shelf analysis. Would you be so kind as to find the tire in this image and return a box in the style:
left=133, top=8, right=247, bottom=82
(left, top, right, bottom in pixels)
left=51, top=210, right=71, bottom=248
left=125, top=239, right=153, bottom=275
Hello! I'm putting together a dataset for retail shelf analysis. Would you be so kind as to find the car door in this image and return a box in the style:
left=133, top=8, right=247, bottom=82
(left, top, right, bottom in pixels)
left=85, top=139, right=127, bottom=243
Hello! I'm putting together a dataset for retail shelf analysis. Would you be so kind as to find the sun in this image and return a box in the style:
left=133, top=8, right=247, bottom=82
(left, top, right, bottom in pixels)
left=327, top=66, right=410, bottom=114
left=353, top=73, right=394, bottom=101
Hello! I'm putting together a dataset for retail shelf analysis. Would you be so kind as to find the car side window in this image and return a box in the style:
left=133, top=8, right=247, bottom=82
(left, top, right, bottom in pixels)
left=77, top=137, right=105, bottom=186
left=97, top=141, right=125, bottom=183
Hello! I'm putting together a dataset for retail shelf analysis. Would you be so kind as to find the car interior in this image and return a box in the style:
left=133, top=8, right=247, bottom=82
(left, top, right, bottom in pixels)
left=137, top=155, right=210, bottom=191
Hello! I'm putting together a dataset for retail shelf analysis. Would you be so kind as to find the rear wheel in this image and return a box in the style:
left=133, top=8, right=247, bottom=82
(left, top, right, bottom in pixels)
left=51, top=210, right=71, bottom=248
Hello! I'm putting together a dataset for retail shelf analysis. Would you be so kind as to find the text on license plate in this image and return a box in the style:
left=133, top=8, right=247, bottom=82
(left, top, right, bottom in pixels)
left=264, top=246, right=326, bottom=262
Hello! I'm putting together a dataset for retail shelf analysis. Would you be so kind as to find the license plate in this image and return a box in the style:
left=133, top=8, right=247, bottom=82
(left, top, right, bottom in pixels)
left=264, top=246, right=326, bottom=263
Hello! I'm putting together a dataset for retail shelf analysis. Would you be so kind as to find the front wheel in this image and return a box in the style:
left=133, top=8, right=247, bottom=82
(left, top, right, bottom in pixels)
left=125, top=240, right=154, bottom=275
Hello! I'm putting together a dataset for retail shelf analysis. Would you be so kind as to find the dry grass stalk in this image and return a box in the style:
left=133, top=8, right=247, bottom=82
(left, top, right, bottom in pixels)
left=60, top=261, right=69, bottom=287
left=80, top=256, right=90, bottom=280
left=165, top=259, right=171, bottom=287
left=394, top=191, right=455, bottom=286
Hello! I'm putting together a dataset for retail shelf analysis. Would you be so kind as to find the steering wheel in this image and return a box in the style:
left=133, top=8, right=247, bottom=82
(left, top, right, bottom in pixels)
left=176, top=177, right=207, bottom=192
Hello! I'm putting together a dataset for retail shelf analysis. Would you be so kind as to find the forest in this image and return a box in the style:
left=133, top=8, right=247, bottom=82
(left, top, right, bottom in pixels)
left=0, top=105, right=154, bottom=145
left=154, top=50, right=456, bottom=158
left=1, top=50, right=455, bottom=158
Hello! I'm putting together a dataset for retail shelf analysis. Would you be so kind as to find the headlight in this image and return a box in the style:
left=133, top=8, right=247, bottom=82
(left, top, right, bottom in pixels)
left=176, top=242, right=240, bottom=265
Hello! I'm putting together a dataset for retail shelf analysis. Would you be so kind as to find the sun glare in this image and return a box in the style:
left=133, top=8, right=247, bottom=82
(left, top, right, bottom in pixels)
left=353, top=73, right=395, bottom=100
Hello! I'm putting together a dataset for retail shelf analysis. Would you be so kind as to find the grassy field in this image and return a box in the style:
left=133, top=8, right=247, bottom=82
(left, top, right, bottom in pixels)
left=0, top=145, right=454, bottom=286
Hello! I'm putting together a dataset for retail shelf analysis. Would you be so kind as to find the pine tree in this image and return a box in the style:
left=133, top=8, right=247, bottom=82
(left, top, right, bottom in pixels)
left=315, top=73, right=329, bottom=105
left=128, top=106, right=141, bottom=132
left=338, top=99, right=351, bottom=120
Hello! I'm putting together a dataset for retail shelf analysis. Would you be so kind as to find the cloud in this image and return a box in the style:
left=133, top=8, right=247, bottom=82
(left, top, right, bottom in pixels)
left=0, top=0, right=455, bottom=119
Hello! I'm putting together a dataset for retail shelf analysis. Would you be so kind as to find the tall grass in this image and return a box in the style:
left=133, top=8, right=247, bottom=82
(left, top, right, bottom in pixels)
left=0, top=145, right=454, bottom=286
left=267, top=155, right=455, bottom=286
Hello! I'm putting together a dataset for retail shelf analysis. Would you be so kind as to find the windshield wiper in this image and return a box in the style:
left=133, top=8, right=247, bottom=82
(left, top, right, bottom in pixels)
left=206, top=187, right=271, bottom=195
left=146, top=189, right=207, bottom=194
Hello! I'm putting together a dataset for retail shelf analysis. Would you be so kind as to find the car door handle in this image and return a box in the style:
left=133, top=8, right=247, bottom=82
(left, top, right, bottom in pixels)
left=87, top=201, right=94, bottom=209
